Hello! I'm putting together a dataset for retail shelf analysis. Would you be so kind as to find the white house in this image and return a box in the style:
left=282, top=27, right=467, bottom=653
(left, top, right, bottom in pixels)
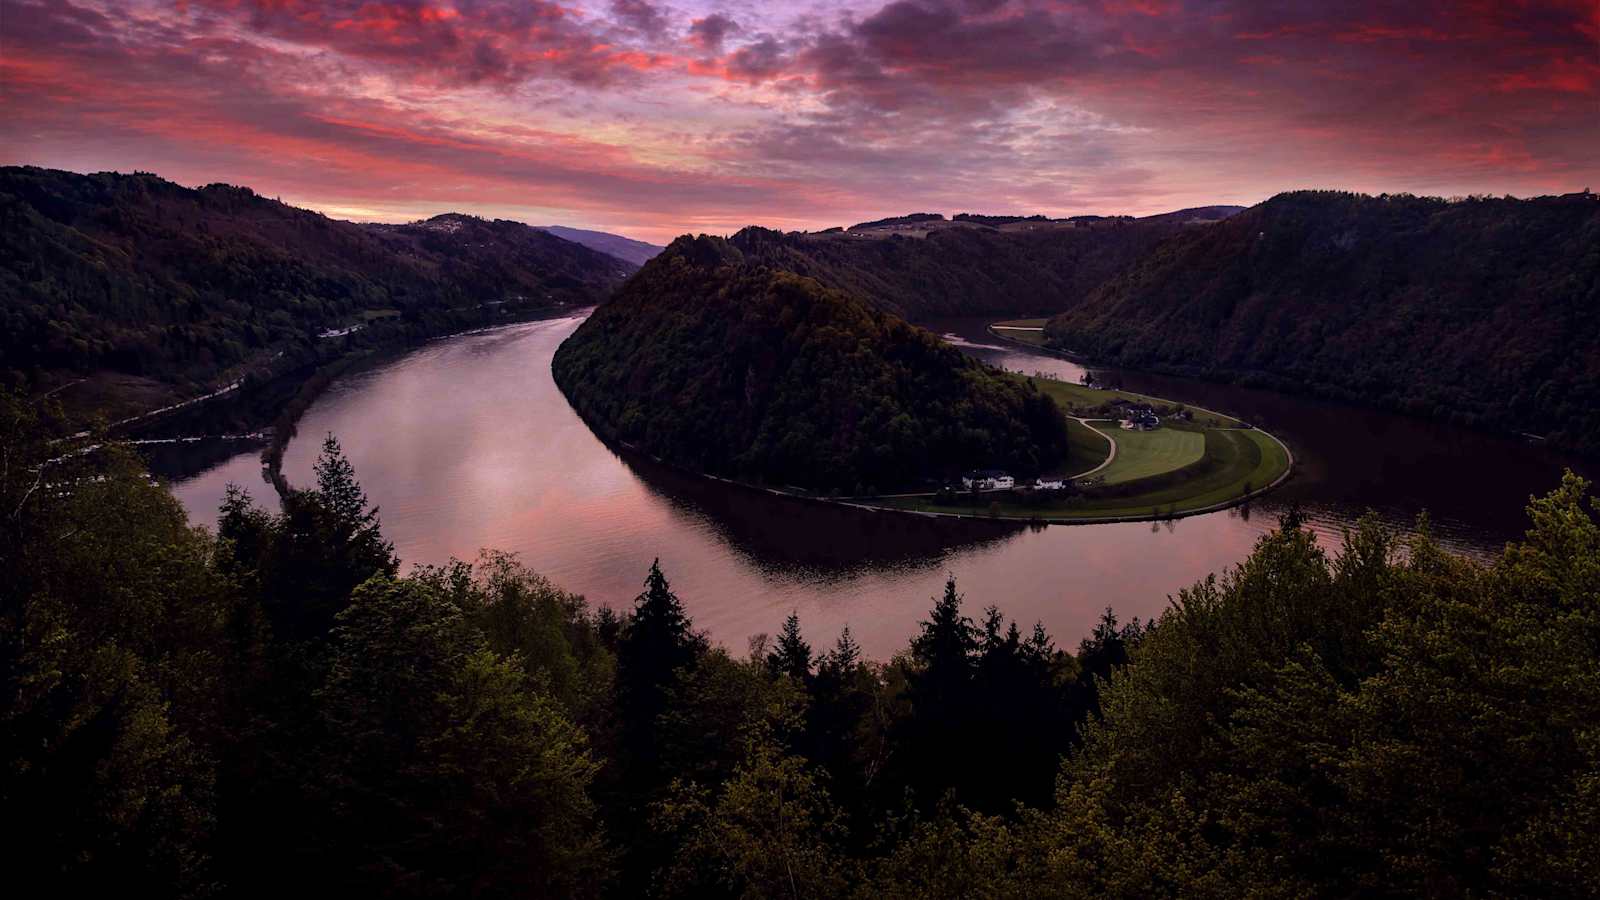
left=961, top=470, right=1015, bottom=490
left=1034, top=477, right=1066, bottom=490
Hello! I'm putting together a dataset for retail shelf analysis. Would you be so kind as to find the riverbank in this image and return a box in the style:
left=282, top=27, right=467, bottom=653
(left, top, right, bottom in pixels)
left=555, top=322, right=1294, bottom=527
left=115, top=304, right=590, bottom=494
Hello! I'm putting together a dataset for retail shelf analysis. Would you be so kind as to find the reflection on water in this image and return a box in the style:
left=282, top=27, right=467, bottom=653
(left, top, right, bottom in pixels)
left=167, top=314, right=1585, bottom=658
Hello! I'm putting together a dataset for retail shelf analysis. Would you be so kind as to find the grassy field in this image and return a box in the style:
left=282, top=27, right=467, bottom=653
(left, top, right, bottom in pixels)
left=843, top=327, right=1291, bottom=522
left=1063, top=418, right=1113, bottom=475
left=875, top=426, right=1289, bottom=522
left=1092, top=425, right=1205, bottom=484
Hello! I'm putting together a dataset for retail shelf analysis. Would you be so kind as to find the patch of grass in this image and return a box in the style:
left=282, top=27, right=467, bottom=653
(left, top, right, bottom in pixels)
left=1092, top=425, right=1206, bottom=484
left=1062, top=417, right=1113, bottom=476
left=873, top=427, right=1289, bottom=522
left=993, top=318, right=1050, bottom=328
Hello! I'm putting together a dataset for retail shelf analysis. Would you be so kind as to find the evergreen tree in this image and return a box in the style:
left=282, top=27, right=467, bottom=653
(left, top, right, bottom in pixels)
left=613, top=559, right=708, bottom=801
left=909, top=577, right=979, bottom=709
left=825, top=624, right=862, bottom=674
left=767, top=612, right=813, bottom=682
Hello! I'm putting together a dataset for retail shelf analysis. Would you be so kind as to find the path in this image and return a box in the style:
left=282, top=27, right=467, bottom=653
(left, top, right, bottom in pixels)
left=1066, top=418, right=1117, bottom=479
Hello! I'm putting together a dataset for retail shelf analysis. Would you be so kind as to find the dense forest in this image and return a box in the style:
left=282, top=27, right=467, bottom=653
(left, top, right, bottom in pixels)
left=713, top=217, right=1198, bottom=320
left=0, top=167, right=633, bottom=416
left=5, top=391, right=1596, bottom=897
left=1045, top=190, right=1600, bottom=454
left=551, top=235, right=1072, bottom=493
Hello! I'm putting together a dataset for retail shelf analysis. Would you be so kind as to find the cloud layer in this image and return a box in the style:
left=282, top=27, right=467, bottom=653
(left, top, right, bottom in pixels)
left=2, top=0, right=1595, bottom=241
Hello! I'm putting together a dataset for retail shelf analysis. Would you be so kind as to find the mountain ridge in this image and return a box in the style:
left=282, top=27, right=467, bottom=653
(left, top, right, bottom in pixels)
left=1045, top=189, right=1600, bottom=454
left=0, top=166, right=634, bottom=422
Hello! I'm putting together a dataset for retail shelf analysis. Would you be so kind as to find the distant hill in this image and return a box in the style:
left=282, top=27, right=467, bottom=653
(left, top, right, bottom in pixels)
left=535, top=224, right=663, bottom=266
left=0, top=167, right=632, bottom=418
left=706, top=217, right=1195, bottom=320
left=552, top=234, right=1071, bottom=493
left=1139, top=205, right=1247, bottom=225
left=847, top=213, right=946, bottom=232
left=1046, top=190, right=1600, bottom=454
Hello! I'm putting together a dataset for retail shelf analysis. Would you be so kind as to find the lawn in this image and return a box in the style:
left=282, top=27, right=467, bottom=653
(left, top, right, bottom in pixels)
left=872, top=427, right=1291, bottom=522
left=1062, top=418, right=1113, bottom=476
left=1091, top=425, right=1205, bottom=484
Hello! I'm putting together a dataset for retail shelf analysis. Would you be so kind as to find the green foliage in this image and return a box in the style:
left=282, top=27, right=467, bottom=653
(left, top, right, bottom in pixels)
left=0, top=166, right=630, bottom=404
left=1, top=395, right=228, bottom=894
left=1046, top=190, right=1600, bottom=455
left=653, top=724, right=852, bottom=899
left=3, top=388, right=1596, bottom=897
left=724, top=219, right=1188, bottom=320
left=312, top=577, right=608, bottom=897
left=552, top=237, right=1073, bottom=491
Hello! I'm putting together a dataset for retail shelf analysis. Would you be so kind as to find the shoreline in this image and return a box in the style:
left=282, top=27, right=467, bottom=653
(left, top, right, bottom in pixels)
left=120, top=305, right=591, bottom=498
left=262, top=306, right=590, bottom=498
left=983, top=323, right=1255, bottom=429
left=555, top=326, right=1296, bottom=528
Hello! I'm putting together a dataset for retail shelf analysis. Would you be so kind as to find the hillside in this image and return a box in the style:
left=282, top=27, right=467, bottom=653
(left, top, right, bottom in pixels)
left=0, top=167, right=634, bottom=419
left=709, top=217, right=1193, bottom=321
left=535, top=224, right=663, bottom=266
left=551, top=235, right=1071, bottom=493
left=1045, top=190, right=1600, bottom=454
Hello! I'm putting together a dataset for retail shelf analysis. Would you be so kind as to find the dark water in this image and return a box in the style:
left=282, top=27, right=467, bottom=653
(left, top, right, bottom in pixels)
left=166, top=314, right=1588, bottom=659
left=934, top=319, right=1590, bottom=550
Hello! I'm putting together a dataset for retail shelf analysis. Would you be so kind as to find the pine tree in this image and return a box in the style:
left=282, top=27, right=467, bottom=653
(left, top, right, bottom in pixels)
left=615, top=560, right=706, bottom=784
left=911, top=577, right=978, bottom=686
left=822, top=625, right=862, bottom=675
left=767, top=612, right=813, bottom=682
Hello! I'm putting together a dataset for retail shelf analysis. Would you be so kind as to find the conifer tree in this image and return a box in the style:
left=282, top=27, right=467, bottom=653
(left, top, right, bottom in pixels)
left=767, top=612, right=813, bottom=682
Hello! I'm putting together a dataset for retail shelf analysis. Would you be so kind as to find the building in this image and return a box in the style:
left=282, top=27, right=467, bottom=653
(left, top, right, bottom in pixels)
left=1035, top=477, right=1066, bottom=490
left=961, top=469, right=1015, bottom=490
left=1119, top=406, right=1161, bottom=431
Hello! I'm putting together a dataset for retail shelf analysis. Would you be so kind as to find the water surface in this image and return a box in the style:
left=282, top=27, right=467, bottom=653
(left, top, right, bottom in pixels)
left=167, top=314, right=1586, bottom=658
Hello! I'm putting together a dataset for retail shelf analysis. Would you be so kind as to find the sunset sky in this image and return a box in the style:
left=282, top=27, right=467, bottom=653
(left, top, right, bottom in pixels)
left=3, top=0, right=1596, bottom=243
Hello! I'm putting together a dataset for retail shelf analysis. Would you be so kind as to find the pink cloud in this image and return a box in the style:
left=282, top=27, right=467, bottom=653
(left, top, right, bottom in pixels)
left=0, top=0, right=1595, bottom=241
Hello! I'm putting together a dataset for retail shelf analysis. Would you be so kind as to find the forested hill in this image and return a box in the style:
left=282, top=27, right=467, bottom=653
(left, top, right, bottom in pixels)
left=1046, top=190, right=1600, bottom=454
left=552, top=235, right=1071, bottom=493
left=0, top=167, right=634, bottom=416
left=711, top=216, right=1197, bottom=321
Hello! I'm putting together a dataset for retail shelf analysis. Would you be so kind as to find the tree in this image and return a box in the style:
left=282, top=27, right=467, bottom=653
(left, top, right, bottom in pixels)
left=0, top=393, right=227, bottom=896
left=767, top=612, right=813, bottom=682
left=311, top=576, right=609, bottom=897
left=218, top=435, right=397, bottom=643
left=653, top=724, right=851, bottom=899
left=615, top=561, right=706, bottom=757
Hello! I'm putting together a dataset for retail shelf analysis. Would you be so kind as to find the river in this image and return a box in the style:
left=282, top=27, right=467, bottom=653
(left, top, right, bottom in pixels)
left=163, top=313, right=1590, bottom=659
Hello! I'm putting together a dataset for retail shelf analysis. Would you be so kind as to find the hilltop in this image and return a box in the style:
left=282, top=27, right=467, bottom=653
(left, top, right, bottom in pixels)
left=551, top=234, right=1072, bottom=493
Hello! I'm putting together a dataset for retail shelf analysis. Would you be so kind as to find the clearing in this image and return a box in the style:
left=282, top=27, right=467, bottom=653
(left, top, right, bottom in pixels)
left=1090, top=424, right=1205, bottom=484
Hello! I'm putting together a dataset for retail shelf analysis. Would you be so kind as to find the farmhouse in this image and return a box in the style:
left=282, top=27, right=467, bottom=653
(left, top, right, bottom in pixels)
left=1035, top=477, right=1066, bottom=490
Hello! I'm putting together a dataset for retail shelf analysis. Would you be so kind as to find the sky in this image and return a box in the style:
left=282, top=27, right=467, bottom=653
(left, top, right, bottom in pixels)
left=2, top=0, right=1596, bottom=243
